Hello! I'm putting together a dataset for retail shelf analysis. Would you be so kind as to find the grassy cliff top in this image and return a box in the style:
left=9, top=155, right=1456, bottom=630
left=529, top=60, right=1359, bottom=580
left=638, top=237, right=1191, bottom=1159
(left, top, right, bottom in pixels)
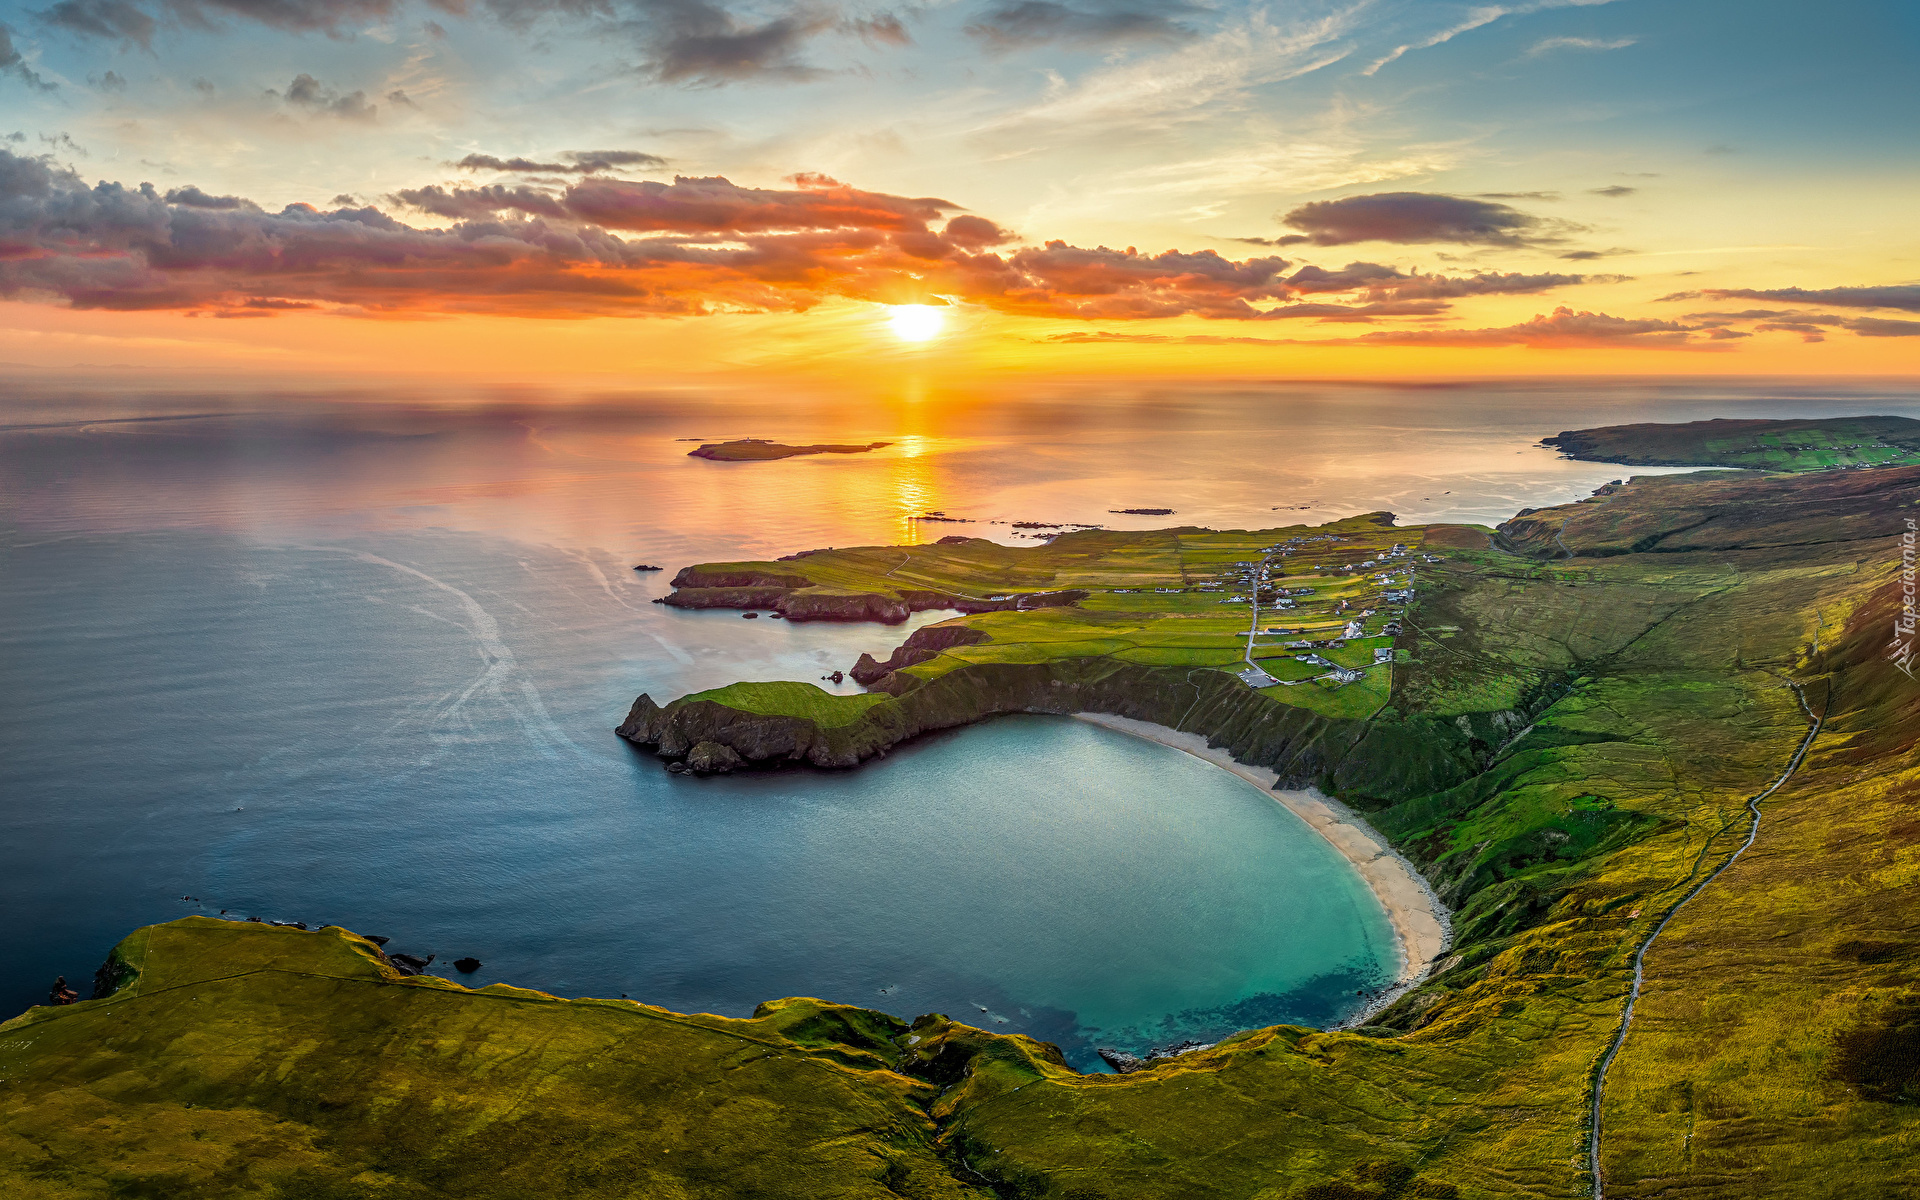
left=689, top=680, right=894, bottom=725
left=1542, top=415, right=1920, bottom=471
left=670, top=511, right=1431, bottom=721
left=0, top=917, right=997, bottom=1199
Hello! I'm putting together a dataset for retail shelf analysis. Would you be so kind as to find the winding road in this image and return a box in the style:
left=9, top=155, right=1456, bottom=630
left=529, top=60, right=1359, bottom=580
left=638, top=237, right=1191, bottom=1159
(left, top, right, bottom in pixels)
left=1585, top=680, right=1825, bottom=1197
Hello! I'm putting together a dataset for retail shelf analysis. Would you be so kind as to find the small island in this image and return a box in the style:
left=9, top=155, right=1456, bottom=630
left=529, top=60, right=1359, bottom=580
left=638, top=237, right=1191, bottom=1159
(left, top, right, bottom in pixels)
left=1110, top=507, right=1176, bottom=515
left=688, top=439, right=892, bottom=462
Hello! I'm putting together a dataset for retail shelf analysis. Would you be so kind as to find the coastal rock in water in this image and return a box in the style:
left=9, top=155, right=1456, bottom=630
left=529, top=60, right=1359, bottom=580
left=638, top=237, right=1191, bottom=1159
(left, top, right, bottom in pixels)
left=47, top=976, right=78, bottom=1006
left=1097, top=1048, right=1147, bottom=1073
left=685, top=740, right=746, bottom=774
left=453, top=957, right=482, bottom=973
left=1096, top=1040, right=1213, bottom=1074
left=388, top=953, right=433, bottom=976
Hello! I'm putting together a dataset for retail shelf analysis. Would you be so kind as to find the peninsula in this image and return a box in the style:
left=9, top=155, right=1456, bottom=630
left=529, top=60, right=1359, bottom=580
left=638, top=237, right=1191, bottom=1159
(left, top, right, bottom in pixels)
left=7, top=418, right=1920, bottom=1199
left=688, top=438, right=892, bottom=461
left=1542, top=414, right=1920, bottom=471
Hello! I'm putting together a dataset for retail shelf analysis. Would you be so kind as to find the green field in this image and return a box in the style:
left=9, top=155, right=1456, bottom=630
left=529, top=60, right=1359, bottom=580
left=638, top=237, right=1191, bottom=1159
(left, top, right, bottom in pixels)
left=689, top=680, right=895, bottom=725
left=666, top=514, right=1421, bottom=724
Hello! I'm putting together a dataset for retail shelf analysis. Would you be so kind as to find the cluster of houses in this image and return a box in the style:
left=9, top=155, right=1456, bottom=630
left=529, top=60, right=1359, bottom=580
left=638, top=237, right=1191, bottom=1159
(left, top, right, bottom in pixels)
left=1079, top=532, right=1429, bottom=692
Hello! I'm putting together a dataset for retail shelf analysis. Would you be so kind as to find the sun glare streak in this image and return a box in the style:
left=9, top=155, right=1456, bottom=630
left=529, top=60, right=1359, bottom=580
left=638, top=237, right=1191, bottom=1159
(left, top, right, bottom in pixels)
left=887, top=305, right=945, bottom=343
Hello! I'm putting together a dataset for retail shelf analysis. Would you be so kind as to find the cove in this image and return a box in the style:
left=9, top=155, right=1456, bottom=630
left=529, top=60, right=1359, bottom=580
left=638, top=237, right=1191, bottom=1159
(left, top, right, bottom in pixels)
left=0, top=524, right=1394, bottom=1070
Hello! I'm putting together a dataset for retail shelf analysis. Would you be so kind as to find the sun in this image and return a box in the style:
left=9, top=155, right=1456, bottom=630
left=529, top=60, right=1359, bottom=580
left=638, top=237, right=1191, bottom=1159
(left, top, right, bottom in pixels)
left=886, top=304, right=946, bottom=343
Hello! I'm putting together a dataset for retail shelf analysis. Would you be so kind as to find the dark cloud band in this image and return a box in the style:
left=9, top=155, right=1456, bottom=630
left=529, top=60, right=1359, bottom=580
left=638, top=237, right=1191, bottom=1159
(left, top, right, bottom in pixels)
left=1273, top=191, right=1580, bottom=248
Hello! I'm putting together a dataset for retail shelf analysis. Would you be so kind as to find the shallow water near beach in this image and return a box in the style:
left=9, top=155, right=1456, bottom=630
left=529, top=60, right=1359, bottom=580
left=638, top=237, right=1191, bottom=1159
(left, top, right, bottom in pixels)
left=4, top=377, right=1915, bottom=1067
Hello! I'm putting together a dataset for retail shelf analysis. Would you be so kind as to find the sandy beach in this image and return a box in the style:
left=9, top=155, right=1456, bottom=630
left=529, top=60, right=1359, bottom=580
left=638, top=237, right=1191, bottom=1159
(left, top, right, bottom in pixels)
left=1074, top=713, right=1452, bottom=996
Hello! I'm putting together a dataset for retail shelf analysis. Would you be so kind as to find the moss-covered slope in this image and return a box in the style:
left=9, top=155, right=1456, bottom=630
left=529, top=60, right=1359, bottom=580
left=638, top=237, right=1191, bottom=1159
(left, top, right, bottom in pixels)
left=0, top=918, right=992, bottom=1199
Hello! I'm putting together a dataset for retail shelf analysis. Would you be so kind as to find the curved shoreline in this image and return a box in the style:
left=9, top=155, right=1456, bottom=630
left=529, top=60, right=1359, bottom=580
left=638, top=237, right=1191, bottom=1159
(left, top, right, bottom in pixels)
left=1072, top=713, right=1452, bottom=1005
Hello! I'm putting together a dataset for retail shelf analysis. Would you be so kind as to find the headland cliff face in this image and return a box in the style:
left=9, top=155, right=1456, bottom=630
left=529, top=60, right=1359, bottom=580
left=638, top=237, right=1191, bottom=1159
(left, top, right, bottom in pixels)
left=619, top=652, right=1523, bottom=819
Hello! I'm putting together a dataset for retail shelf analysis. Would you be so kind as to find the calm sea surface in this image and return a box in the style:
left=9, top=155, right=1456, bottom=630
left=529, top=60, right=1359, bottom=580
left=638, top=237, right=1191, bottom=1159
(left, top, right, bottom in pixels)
left=3, top=376, right=1913, bottom=1067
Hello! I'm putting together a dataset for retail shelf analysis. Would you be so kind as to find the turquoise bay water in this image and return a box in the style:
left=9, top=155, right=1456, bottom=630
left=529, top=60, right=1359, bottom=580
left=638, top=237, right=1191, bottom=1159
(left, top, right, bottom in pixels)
left=4, top=378, right=1914, bottom=1067
left=0, top=524, right=1389, bottom=1066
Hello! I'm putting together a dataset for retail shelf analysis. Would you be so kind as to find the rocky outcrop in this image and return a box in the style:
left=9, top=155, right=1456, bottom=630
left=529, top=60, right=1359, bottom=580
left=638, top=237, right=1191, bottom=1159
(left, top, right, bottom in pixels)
left=91, top=951, right=135, bottom=1000
left=850, top=623, right=990, bottom=685
left=683, top=740, right=746, bottom=774
left=1096, top=1040, right=1214, bottom=1074
left=657, top=586, right=791, bottom=611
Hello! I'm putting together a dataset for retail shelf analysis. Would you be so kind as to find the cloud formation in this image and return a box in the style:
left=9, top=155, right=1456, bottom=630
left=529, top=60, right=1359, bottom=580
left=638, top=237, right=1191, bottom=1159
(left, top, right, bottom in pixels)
left=41, top=0, right=157, bottom=46
left=36, top=0, right=899, bottom=85
left=276, top=74, right=378, bottom=121
left=164, top=0, right=401, bottom=36
left=1041, top=306, right=1713, bottom=350
left=964, top=1, right=1201, bottom=50
left=1668, top=285, right=1920, bottom=314
left=1350, top=306, right=1699, bottom=347
left=1, top=23, right=57, bottom=90
left=0, top=151, right=1648, bottom=332
left=1363, top=0, right=1624, bottom=76
left=1272, top=192, right=1574, bottom=247
left=454, top=150, right=669, bottom=174
left=1527, top=35, right=1635, bottom=56
left=627, top=0, right=836, bottom=84
left=1683, top=306, right=1920, bottom=342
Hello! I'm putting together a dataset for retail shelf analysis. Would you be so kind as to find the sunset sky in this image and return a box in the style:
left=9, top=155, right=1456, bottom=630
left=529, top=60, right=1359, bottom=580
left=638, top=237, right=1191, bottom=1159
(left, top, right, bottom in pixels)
left=1, top=0, right=1915, bottom=379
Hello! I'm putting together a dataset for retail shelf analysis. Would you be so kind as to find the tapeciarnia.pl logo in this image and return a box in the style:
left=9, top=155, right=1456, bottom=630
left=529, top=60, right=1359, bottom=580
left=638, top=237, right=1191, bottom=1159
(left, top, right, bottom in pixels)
left=1893, top=516, right=1917, bottom=678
